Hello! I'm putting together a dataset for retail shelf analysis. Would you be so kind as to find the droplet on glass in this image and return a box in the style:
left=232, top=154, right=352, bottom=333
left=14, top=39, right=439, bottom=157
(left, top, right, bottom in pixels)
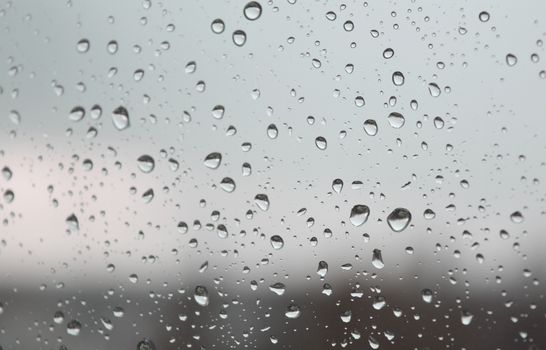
left=270, top=235, right=284, bottom=250
left=204, top=152, right=222, bottom=169
left=372, top=249, right=384, bottom=269
left=232, top=30, right=247, bottom=46
left=315, top=136, right=327, bottom=150
left=387, top=112, right=405, bottom=129
left=243, top=1, right=262, bottom=21
left=112, top=106, right=130, bottom=130
left=363, top=119, right=378, bottom=136
left=137, top=155, right=155, bottom=173
left=387, top=208, right=412, bottom=232
left=254, top=194, right=270, bottom=211
left=211, top=19, right=225, bottom=34
left=506, top=53, right=517, bottom=66
left=194, top=286, right=209, bottom=306
left=350, top=204, right=370, bottom=227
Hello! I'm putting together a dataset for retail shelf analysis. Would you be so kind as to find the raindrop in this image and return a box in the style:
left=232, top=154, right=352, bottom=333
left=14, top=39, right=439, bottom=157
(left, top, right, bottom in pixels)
left=69, top=106, right=85, bottom=122
left=315, top=136, right=327, bottom=150
left=317, top=260, right=328, bottom=277
left=461, top=310, right=474, bottom=325
left=421, top=288, right=433, bottom=303
left=66, top=320, right=81, bottom=336
left=76, top=39, right=90, bottom=53
left=211, top=19, right=225, bottom=34
left=211, top=105, right=225, bottom=119
left=254, top=194, right=270, bottom=211
left=392, top=71, right=405, bottom=86
left=350, top=205, right=370, bottom=227
left=270, top=235, right=284, bottom=250
left=112, top=106, right=130, bottom=130
left=372, top=249, right=384, bottom=269
left=387, top=208, right=412, bottom=232
left=194, top=286, right=209, bottom=306
left=232, top=30, right=247, bottom=46
left=363, top=119, right=378, bottom=136
left=428, top=83, right=441, bottom=97
left=506, top=53, right=517, bottom=66
left=332, top=178, right=343, bottom=193
left=137, top=338, right=156, bottom=350
left=204, top=152, right=222, bottom=169
left=220, top=177, right=236, bottom=192
left=510, top=211, right=524, bottom=223
left=243, top=1, right=262, bottom=21
left=479, top=11, right=490, bottom=22
left=387, top=112, right=405, bottom=128
left=137, top=155, right=155, bottom=173
left=267, top=124, right=278, bottom=139
left=383, top=48, right=394, bottom=59
left=285, top=304, right=301, bottom=319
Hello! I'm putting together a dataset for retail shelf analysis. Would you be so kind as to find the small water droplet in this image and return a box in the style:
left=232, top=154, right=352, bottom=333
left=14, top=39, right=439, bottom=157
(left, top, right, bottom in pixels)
left=392, top=71, right=405, bottom=86
left=270, top=235, right=284, bottom=250
left=66, top=320, right=81, bottom=336
left=243, top=1, right=262, bottom=21
left=204, top=152, right=222, bottom=169
left=479, top=11, right=490, bottom=22
left=137, top=155, right=155, bottom=173
left=372, top=249, right=384, bottom=269
left=112, top=106, right=130, bottom=130
left=506, top=53, right=518, bottom=66
left=428, top=83, right=441, bottom=97
left=194, top=286, right=209, bottom=306
left=211, top=19, right=225, bottom=34
left=315, top=136, right=327, bottom=150
left=332, top=178, right=343, bottom=193
left=76, top=39, right=90, bottom=53
left=232, top=30, right=247, bottom=46
left=363, top=119, right=378, bottom=136
left=387, top=112, right=405, bottom=129
left=254, top=194, right=270, bottom=211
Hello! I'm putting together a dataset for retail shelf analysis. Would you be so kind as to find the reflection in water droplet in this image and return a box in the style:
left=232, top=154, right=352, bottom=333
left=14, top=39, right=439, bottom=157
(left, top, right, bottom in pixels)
left=461, top=310, right=474, bottom=325
left=267, top=124, right=278, bottom=139
left=350, top=204, right=370, bottom=226
left=387, top=208, right=412, bottom=232
left=204, top=152, right=222, bottom=169
left=243, top=1, right=262, bottom=20
left=317, top=260, right=328, bottom=277
left=421, top=288, right=433, bottom=303
left=510, top=211, right=524, bottom=223
left=69, top=106, right=85, bottom=121
left=212, top=105, right=225, bottom=119
left=269, top=282, right=285, bottom=295
left=387, top=112, right=405, bottom=129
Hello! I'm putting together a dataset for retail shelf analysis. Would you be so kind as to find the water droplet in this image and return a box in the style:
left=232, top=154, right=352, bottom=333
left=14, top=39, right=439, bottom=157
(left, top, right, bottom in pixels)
left=316, top=260, right=328, bottom=278
left=69, top=106, right=85, bottom=122
left=66, top=214, right=79, bottom=231
left=392, top=71, right=405, bottom=86
left=383, top=48, right=394, bottom=59
left=315, top=136, right=327, bottom=150
left=204, top=152, right=222, bottom=169
left=387, top=112, right=405, bottom=129
left=194, top=286, right=209, bottom=306
left=137, top=338, right=156, bottom=350
left=185, top=61, right=197, bottom=74
left=211, top=105, right=225, bottom=119
left=423, top=209, right=436, bottom=219
left=232, top=30, right=247, bottom=46
left=269, top=282, right=286, bottom=295
left=325, top=11, right=336, bottom=21
left=372, top=249, right=384, bottom=269
left=267, top=124, right=278, bottom=139
left=270, top=235, right=284, bottom=249
left=107, top=40, right=118, bottom=54
left=350, top=205, right=370, bottom=227
left=421, top=288, right=433, bottom=303
left=211, top=19, right=225, bottom=34
left=363, top=119, right=378, bottom=136
left=285, top=304, right=301, bottom=319
left=254, top=194, right=270, bottom=211
left=506, top=53, right=517, bottom=66
left=479, top=11, right=490, bottom=22
left=343, top=20, right=354, bottom=32
left=76, top=39, right=90, bottom=53
left=340, top=310, right=352, bottom=323
left=220, top=177, right=236, bottom=192
left=137, top=155, right=155, bottom=173
left=332, top=178, right=343, bottom=193
left=510, top=211, right=524, bottom=223
left=428, top=83, right=441, bottom=97
left=461, top=310, right=474, bottom=325
left=243, top=1, right=262, bottom=21
left=112, top=106, right=130, bottom=130
left=387, top=208, right=411, bottom=232
left=66, top=320, right=81, bottom=336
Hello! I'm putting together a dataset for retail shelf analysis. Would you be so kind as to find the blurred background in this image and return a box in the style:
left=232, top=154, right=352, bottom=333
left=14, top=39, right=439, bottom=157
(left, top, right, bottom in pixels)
left=0, top=0, right=545, bottom=349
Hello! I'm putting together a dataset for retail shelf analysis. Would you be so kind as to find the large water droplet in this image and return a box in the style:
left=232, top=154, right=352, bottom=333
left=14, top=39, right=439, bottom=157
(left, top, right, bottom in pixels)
left=204, top=152, right=222, bottom=169
left=270, top=235, right=284, bottom=249
left=332, top=178, right=343, bottom=193
left=66, top=320, right=81, bottom=336
left=137, top=155, right=155, bottom=173
left=220, top=177, right=236, bottom=192
left=506, top=53, right=518, bottom=66
left=112, top=106, right=130, bottom=130
left=392, top=71, right=405, bottom=86
left=421, top=288, right=433, bottom=303
left=76, top=39, right=90, bottom=53
left=315, top=136, right=327, bottom=150
left=387, top=208, right=411, bottom=232
left=317, top=260, right=328, bottom=277
left=254, top=194, right=270, bottom=211
left=363, top=119, right=378, bottom=136
left=479, top=11, right=490, bottom=22
left=232, top=30, right=247, bottom=46
left=211, top=19, right=225, bottom=34
left=243, top=1, right=262, bottom=20
left=428, top=83, right=441, bottom=97
left=267, top=124, right=278, bottom=139
left=350, top=205, right=370, bottom=227
left=285, top=304, right=301, bottom=319
left=387, top=112, right=405, bottom=128
left=69, top=106, right=85, bottom=122
left=372, top=249, right=384, bottom=269
left=194, top=286, right=209, bottom=306
left=137, top=338, right=156, bottom=350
